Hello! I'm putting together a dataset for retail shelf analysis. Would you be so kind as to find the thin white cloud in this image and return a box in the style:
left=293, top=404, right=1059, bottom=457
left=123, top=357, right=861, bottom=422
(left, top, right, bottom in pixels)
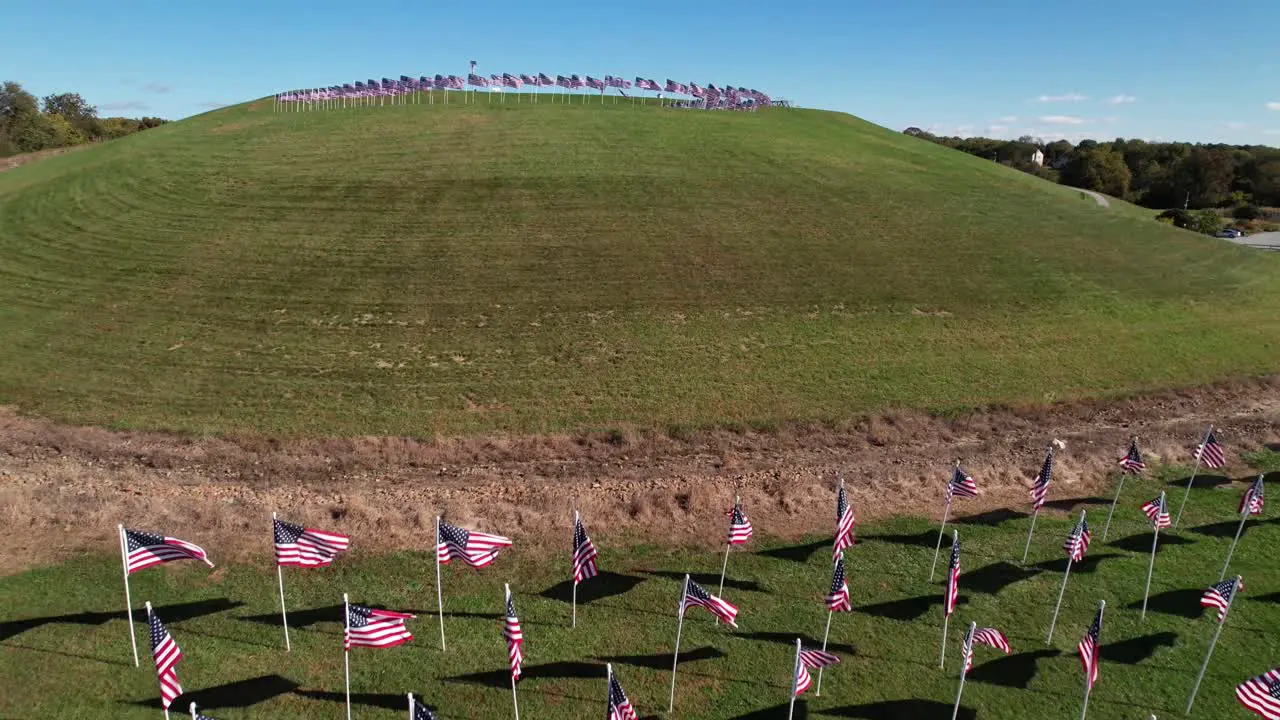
left=144, top=83, right=172, bottom=94
left=1040, top=115, right=1086, bottom=125
left=997, top=115, right=1019, bottom=123
left=1267, top=101, right=1280, bottom=111
left=1224, top=121, right=1249, bottom=130
left=1107, top=94, right=1137, bottom=105
left=100, top=100, right=148, bottom=111
left=1037, top=92, right=1087, bottom=103
left=987, top=125, right=1009, bottom=135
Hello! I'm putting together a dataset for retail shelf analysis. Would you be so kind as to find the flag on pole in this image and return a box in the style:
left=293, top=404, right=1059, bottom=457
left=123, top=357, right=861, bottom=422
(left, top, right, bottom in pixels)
left=947, top=466, right=979, bottom=500
left=945, top=534, right=961, bottom=617
left=148, top=608, right=183, bottom=711
left=1195, top=430, right=1227, bottom=469
left=504, top=590, right=524, bottom=680
left=1078, top=606, right=1103, bottom=690
left=345, top=605, right=414, bottom=649
left=193, top=711, right=218, bottom=720
left=1064, top=514, right=1091, bottom=561
left=972, top=628, right=1011, bottom=655
left=273, top=518, right=350, bottom=567
left=410, top=694, right=437, bottom=720
left=1141, top=495, right=1172, bottom=529
left=437, top=520, right=512, bottom=568
left=1030, top=448, right=1054, bottom=510
left=826, top=554, right=851, bottom=612
left=682, top=579, right=738, bottom=626
left=1241, top=476, right=1265, bottom=516
left=728, top=500, right=754, bottom=545
left=1237, top=668, right=1280, bottom=720
left=124, top=529, right=214, bottom=573
left=834, top=483, right=856, bottom=559
left=794, top=648, right=841, bottom=696
left=1119, top=438, right=1145, bottom=474
left=1202, top=578, right=1243, bottom=622
left=573, top=516, right=599, bottom=584
left=609, top=671, right=639, bottom=720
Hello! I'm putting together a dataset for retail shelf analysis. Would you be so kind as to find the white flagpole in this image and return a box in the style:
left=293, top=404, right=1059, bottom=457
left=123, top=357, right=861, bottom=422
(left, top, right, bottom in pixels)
left=436, top=516, right=446, bottom=650
left=1101, top=442, right=1130, bottom=541
left=408, top=693, right=413, bottom=720
left=343, top=593, right=352, bottom=720
left=189, top=701, right=197, bottom=719
left=1220, top=477, right=1259, bottom=581
left=572, top=509, right=579, bottom=629
left=1174, top=425, right=1213, bottom=528
left=1141, top=493, right=1165, bottom=619
left=272, top=512, right=291, bottom=651
left=951, top=622, right=975, bottom=720
left=1022, top=508, right=1040, bottom=564
left=815, top=604, right=834, bottom=696
left=506, top=583, right=520, bottom=720
left=1048, top=512, right=1084, bottom=644
left=668, top=574, right=689, bottom=714
left=716, top=495, right=737, bottom=623
left=145, top=603, right=169, bottom=720
left=1186, top=575, right=1241, bottom=713
left=788, top=638, right=802, bottom=720
left=606, top=663, right=612, bottom=714
left=940, top=529, right=957, bottom=668
left=1081, top=601, right=1104, bottom=720
left=930, top=463, right=957, bottom=581
left=118, top=524, right=140, bottom=667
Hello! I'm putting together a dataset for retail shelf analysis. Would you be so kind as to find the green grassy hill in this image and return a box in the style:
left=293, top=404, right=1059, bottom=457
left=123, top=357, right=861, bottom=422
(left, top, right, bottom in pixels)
left=0, top=97, right=1277, bottom=436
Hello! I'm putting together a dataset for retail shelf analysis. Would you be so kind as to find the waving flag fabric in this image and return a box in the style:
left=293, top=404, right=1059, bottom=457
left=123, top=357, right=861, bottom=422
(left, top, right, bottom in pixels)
left=410, top=694, right=437, bottom=720
left=1202, top=577, right=1243, bottom=622
left=1119, top=438, right=1145, bottom=474
left=608, top=672, right=639, bottom=720
left=1063, top=515, right=1091, bottom=562
left=1030, top=448, right=1054, bottom=510
left=503, top=590, right=524, bottom=680
left=148, top=609, right=183, bottom=710
left=438, top=520, right=512, bottom=569
left=947, top=465, right=979, bottom=500
left=1237, top=668, right=1280, bottom=720
left=834, top=484, right=856, bottom=559
left=537, top=73, right=555, bottom=86
left=467, top=73, right=489, bottom=88
left=573, top=515, right=599, bottom=584
left=1241, top=476, right=1265, bottom=516
left=586, top=76, right=605, bottom=90
left=728, top=500, right=753, bottom=545
left=1196, top=430, right=1227, bottom=469
left=124, top=529, right=213, bottom=573
left=826, top=554, right=851, bottom=612
left=973, top=627, right=1011, bottom=654
left=345, top=605, right=414, bottom=650
left=273, top=518, right=350, bottom=567
left=794, top=648, right=840, bottom=696
left=682, top=579, right=738, bottom=627
left=1141, top=495, right=1172, bottom=529
left=944, top=534, right=960, bottom=617
left=1078, top=606, right=1103, bottom=690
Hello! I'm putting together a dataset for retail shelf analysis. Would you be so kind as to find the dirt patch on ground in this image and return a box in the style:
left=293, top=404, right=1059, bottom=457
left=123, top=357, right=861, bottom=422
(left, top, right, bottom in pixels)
left=2, top=377, right=1278, bottom=575
left=0, top=145, right=92, bottom=173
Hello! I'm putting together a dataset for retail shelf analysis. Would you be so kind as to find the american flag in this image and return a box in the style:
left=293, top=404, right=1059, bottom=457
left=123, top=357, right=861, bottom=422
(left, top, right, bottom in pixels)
left=1237, top=667, right=1280, bottom=720
left=409, top=694, right=437, bottom=720
left=148, top=609, right=183, bottom=710
left=728, top=500, right=753, bottom=545
left=1241, top=476, right=1266, bottom=516
left=1202, top=577, right=1243, bottom=622
left=834, top=483, right=856, bottom=560
left=1063, top=514, right=1091, bottom=562
left=682, top=578, right=738, bottom=627
left=519, top=74, right=537, bottom=86
left=470, top=60, right=477, bottom=73
left=1030, top=448, right=1054, bottom=510
left=960, top=624, right=975, bottom=672
left=193, top=712, right=218, bottom=720
left=437, top=520, right=512, bottom=569
left=1141, top=494, right=1172, bottom=529
left=944, top=533, right=960, bottom=617
left=1119, top=437, right=1145, bottom=474
left=467, top=73, right=489, bottom=88
left=538, top=73, right=555, bottom=86
left=556, top=75, right=572, bottom=89
left=503, top=588, right=523, bottom=680
left=794, top=648, right=840, bottom=696
left=1078, top=604, right=1103, bottom=690
left=273, top=518, right=350, bottom=568
left=1196, top=429, right=1227, bottom=469
left=608, top=671, right=639, bottom=720
left=345, top=605, right=414, bottom=650
left=570, top=75, right=586, bottom=88
left=947, top=465, right=979, bottom=501
left=124, top=529, right=213, bottom=574
left=573, top=514, right=599, bottom=585
left=826, top=554, right=851, bottom=612
left=973, top=628, right=1011, bottom=655
left=586, top=76, right=605, bottom=90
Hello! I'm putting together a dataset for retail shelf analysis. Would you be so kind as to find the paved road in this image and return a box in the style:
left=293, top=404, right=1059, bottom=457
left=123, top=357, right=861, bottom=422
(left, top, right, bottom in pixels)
left=1229, top=232, right=1280, bottom=251
left=1077, top=189, right=1111, bottom=208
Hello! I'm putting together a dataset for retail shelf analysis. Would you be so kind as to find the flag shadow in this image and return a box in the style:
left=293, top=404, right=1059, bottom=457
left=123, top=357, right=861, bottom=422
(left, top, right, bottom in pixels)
left=1033, top=552, right=1122, bottom=575
left=757, top=539, right=828, bottom=563
left=294, top=690, right=404, bottom=711
left=132, top=675, right=298, bottom=710
left=855, top=595, right=968, bottom=621
left=1101, top=632, right=1178, bottom=664
left=1126, top=588, right=1209, bottom=618
left=1165, top=474, right=1233, bottom=491
left=965, top=561, right=1042, bottom=595
left=735, top=631, right=856, bottom=656
left=952, top=508, right=1027, bottom=527
left=2, top=598, right=242, bottom=642
left=732, top=702, right=806, bottom=719
left=1188, top=520, right=1255, bottom=539
left=967, top=649, right=1059, bottom=689
left=538, top=571, right=646, bottom=605
left=446, top=660, right=602, bottom=688
left=240, top=604, right=342, bottom=629
left=860, top=530, right=937, bottom=549
left=1042, top=496, right=1112, bottom=512
left=823, top=699, right=975, bottom=719
left=1250, top=591, right=1280, bottom=605
left=600, top=646, right=723, bottom=670
left=639, top=570, right=765, bottom=594
left=1108, top=532, right=1196, bottom=553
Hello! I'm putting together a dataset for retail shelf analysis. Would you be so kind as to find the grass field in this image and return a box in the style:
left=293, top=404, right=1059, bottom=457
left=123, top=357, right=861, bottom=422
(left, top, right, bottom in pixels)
left=0, top=97, right=1278, bottom=437
left=3, top=469, right=1277, bottom=719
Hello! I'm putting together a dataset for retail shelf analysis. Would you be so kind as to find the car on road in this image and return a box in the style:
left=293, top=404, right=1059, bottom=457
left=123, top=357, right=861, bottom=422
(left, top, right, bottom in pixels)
left=1216, top=228, right=1244, bottom=238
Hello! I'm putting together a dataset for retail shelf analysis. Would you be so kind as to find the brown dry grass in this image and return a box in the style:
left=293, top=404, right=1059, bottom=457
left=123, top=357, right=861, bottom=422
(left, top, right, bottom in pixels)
left=2, top=376, right=1278, bottom=575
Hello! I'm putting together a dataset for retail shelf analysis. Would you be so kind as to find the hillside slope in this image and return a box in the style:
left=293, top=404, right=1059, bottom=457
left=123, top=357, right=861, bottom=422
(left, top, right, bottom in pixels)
left=0, top=97, right=1277, bottom=435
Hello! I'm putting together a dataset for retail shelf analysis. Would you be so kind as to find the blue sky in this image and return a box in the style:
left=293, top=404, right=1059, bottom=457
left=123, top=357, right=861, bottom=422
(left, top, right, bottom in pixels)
left=7, top=0, right=1280, bottom=146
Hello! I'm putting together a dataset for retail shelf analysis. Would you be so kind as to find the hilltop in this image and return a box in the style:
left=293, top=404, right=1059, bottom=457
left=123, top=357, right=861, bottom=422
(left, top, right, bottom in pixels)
left=0, top=97, right=1277, bottom=436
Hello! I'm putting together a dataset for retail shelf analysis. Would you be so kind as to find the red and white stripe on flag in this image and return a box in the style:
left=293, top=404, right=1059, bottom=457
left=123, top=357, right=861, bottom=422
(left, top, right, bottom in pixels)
left=1237, top=668, right=1280, bottom=720
left=794, top=649, right=840, bottom=696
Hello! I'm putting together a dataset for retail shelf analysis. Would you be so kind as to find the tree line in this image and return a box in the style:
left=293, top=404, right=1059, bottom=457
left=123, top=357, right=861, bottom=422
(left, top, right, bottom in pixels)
left=903, top=127, right=1280, bottom=227
left=0, top=81, right=167, bottom=158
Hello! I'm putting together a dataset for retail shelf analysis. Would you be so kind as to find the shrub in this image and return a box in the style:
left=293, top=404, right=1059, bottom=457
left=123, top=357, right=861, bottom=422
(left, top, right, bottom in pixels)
left=1234, top=204, right=1264, bottom=220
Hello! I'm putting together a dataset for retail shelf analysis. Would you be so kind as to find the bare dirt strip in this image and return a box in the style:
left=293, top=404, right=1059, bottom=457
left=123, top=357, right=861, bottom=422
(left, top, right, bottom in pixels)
left=2, top=377, right=1278, bottom=576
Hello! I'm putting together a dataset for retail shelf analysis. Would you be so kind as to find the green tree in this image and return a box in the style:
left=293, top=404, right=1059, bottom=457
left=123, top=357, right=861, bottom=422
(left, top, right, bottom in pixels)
left=1172, top=147, right=1234, bottom=208
left=1061, top=147, right=1131, bottom=198
left=0, top=81, right=56, bottom=155
left=41, top=92, right=102, bottom=138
